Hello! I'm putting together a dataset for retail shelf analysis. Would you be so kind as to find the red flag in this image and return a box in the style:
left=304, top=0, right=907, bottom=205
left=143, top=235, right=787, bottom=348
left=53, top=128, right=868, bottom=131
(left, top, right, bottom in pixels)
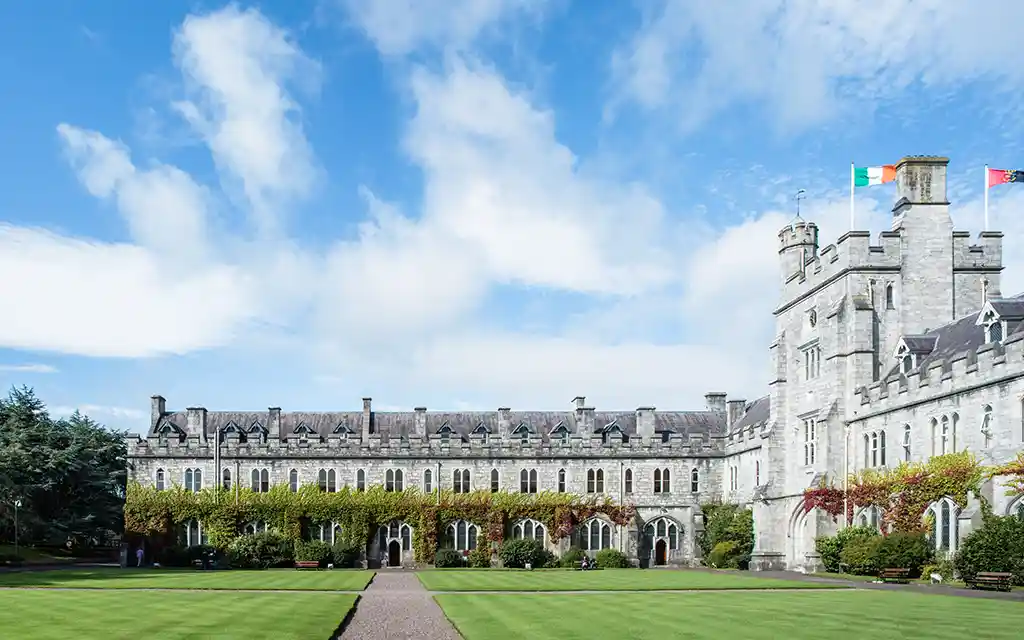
left=987, top=168, right=1024, bottom=188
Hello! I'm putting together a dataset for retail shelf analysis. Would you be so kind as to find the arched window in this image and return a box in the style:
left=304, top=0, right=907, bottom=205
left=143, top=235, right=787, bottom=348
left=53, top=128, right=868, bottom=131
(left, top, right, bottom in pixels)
left=863, top=433, right=870, bottom=468
left=927, top=498, right=959, bottom=553
left=222, top=468, right=231, bottom=491
left=595, top=469, right=604, bottom=493
left=755, top=460, right=760, bottom=486
left=356, top=469, right=365, bottom=492
left=378, top=521, right=413, bottom=553
left=512, top=519, right=546, bottom=543
left=386, top=469, right=403, bottom=491
left=183, top=519, right=205, bottom=547
left=902, top=424, right=912, bottom=462
left=155, top=468, right=165, bottom=490
left=582, top=519, right=611, bottom=551
left=289, top=468, right=298, bottom=492
left=690, top=468, right=699, bottom=493
left=885, top=283, right=895, bottom=310
left=557, top=468, right=566, bottom=493
left=245, top=521, right=268, bottom=536
left=940, top=416, right=949, bottom=455
left=395, top=470, right=404, bottom=491
left=258, top=469, right=269, bottom=493
left=327, top=469, right=337, bottom=492
left=453, top=469, right=470, bottom=493
left=184, top=468, right=202, bottom=492
left=424, top=469, right=433, bottom=494
left=520, top=469, right=537, bottom=493
left=653, top=469, right=661, bottom=493
left=930, top=417, right=938, bottom=456
left=446, top=520, right=479, bottom=551
left=644, top=517, right=680, bottom=550
left=951, top=413, right=959, bottom=453
left=316, top=521, right=340, bottom=544
left=981, top=405, right=993, bottom=448
left=624, top=468, right=633, bottom=494
left=251, top=468, right=260, bottom=491
left=856, top=506, right=882, bottom=531
left=587, top=469, right=595, bottom=493
left=490, top=469, right=499, bottom=493
left=654, top=468, right=670, bottom=493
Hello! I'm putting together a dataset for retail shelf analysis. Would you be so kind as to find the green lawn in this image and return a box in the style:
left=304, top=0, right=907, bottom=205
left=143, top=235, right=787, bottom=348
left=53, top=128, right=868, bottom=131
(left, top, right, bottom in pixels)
left=0, top=545, right=79, bottom=564
left=435, top=590, right=1024, bottom=640
left=0, top=567, right=375, bottom=591
left=0, top=590, right=356, bottom=640
left=417, top=568, right=849, bottom=591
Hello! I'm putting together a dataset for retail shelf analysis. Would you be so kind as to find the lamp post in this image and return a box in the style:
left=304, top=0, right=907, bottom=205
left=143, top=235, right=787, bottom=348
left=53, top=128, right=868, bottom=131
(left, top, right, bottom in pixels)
left=13, top=499, right=22, bottom=559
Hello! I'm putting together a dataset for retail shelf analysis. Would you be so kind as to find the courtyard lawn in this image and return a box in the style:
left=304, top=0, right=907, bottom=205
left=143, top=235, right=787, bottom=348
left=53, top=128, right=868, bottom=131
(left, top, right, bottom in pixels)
left=0, top=567, right=375, bottom=591
left=0, top=589, right=356, bottom=640
left=417, top=568, right=849, bottom=591
left=435, top=590, right=1024, bottom=640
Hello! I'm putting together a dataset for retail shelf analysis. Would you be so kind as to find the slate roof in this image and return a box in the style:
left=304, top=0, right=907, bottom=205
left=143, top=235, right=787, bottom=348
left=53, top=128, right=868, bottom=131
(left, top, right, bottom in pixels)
left=149, top=407, right=731, bottom=441
left=729, top=396, right=770, bottom=435
left=885, top=293, right=1024, bottom=379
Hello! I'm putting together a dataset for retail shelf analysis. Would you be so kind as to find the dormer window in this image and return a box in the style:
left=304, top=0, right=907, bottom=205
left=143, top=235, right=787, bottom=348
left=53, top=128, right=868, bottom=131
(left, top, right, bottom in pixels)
left=977, top=304, right=1009, bottom=345
left=986, top=317, right=1003, bottom=343
left=901, top=352, right=914, bottom=373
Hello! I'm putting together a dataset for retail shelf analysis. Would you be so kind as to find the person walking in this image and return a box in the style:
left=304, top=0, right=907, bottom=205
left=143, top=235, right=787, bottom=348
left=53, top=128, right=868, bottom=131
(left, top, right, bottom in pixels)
left=135, top=547, right=144, bottom=567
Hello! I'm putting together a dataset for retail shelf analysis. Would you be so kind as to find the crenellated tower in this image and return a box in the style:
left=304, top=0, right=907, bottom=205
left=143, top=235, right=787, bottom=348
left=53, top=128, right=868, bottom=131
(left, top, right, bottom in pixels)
left=778, top=218, right=819, bottom=283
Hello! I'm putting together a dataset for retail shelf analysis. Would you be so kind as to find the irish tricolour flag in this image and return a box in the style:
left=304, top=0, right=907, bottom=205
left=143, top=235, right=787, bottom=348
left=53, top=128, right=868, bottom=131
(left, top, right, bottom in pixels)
left=854, top=165, right=896, bottom=187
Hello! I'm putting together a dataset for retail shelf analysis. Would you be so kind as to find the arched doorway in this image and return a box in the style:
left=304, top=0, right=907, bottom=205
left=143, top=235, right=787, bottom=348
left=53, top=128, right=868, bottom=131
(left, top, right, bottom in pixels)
left=789, top=507, right=810, bottom=571
left=388, top=540, right=401, bottom=568
left=654, top=539, right=667, bottom=566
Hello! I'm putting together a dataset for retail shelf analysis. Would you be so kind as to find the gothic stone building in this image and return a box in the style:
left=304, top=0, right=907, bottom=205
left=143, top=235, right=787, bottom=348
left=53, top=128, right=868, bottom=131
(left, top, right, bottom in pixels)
left=128, top=156, right=1024, bottom=571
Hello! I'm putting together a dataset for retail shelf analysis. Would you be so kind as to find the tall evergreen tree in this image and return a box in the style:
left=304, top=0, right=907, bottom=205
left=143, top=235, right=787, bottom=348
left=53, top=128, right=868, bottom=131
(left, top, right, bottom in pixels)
left=0, top=386, right=127, bottom=548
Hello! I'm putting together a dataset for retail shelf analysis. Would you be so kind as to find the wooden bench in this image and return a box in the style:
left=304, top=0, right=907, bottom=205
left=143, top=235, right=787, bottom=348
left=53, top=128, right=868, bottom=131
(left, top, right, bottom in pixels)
left=966, top=572, right=1013, bottom=592
left=294, top=561, right=321, bottom=570
left=878, top=568, right=911, bottom=584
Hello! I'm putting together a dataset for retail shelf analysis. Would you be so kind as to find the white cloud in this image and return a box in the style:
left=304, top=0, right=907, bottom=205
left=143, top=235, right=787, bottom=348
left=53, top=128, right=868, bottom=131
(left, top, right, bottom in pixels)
left=172, top=5, right=320, bottom=234
left=342, top=0, right=544, bottom=56
left=610, top=0, right=1024, bottom=129
left=0, top=363, right=58, bottom=374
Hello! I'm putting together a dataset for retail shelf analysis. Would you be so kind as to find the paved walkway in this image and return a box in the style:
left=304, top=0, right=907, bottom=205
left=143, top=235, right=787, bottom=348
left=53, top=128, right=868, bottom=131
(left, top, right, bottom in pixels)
left=339, top=572, right=461, bottom=640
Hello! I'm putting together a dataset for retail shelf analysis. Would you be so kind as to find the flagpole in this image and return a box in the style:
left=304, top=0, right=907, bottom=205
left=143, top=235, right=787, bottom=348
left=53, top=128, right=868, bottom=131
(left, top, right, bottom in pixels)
left=850, top=162, right=855, bottom=230
left=984, top=164, right=990, bottom=232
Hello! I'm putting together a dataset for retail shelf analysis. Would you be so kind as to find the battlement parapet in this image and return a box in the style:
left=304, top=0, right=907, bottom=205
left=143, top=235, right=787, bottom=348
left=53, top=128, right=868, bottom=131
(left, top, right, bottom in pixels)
left=856, top=333, right=1024, bottom=412
left=127, top=431, right=724, bottom=460
left=952, top=231, right=1003, bottom=271
left=780, top=230, right=901, bottom=306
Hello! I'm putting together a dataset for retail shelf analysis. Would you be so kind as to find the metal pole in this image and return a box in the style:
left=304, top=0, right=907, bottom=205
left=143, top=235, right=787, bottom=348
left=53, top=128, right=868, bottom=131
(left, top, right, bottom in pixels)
left=14, top=500, right=21, bottom=559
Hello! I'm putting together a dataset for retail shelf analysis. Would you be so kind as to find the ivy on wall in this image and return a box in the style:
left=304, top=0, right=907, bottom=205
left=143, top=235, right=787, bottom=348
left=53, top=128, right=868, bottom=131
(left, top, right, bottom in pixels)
left=124, top=483, right=636, bottom=562
left=802, top=452, right=987, bottom=533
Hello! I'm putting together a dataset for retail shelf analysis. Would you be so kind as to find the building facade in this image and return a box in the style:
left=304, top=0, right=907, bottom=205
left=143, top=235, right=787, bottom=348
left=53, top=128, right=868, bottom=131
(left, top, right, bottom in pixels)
left=127, top=156, right=1024, bottom=570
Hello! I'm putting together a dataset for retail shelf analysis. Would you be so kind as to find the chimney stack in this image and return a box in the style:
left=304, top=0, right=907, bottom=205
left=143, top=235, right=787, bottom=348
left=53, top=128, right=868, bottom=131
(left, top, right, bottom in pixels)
left=151, top=395, right=166, bottom=430
left=704, top=392, right=727, bottom=414
left=361, top=398, right=373, bottom=439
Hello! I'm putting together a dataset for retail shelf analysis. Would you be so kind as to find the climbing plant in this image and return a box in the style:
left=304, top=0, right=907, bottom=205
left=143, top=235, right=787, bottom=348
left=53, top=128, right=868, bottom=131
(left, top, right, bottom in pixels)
left=989, top=451, right=1024, bottom=497
left=801, top=452, right=985, bottom=534
left=124, top=483, right=635, bottom=563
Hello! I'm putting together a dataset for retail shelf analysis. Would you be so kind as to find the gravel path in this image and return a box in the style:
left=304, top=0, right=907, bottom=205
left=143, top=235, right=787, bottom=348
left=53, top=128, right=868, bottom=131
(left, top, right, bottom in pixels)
left=340, top=572, right=461, bottom=640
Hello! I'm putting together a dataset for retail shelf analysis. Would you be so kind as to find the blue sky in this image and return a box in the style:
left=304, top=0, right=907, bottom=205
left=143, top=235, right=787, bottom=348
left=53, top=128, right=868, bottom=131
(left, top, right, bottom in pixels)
left=2, top=1, right=1024, bottom=432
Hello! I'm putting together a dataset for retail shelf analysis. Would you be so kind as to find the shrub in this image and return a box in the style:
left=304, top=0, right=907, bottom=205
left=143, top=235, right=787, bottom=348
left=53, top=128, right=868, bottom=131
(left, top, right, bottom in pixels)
left=839, top=535, right=882, bottom=576
left=467, top=545, right=491, bottom=568
left=922, top=556, right=956, bottom=581
left=874, top=531, right=933, bottom=578
left=156, top=545, right=192, bottom=568
left=596, top=548, right=629, bottom=568
left=228, top=532, right=293, bottom=569
left=699, top=504, right=753, bottom=568
left=499, top=538, right=547, bottom=568
left=435, top=549, right=465, bottom=568
left=294, top=540, right=333, bottom=566
left=815, top=525, right=878, bottom=574
left=706, top=541, right=739, bottom=568
left=560, top=546, right=586, bottom=568
left=331, top=541, right=362, bottom=568
left=954, top=514, right=1024, bottom=585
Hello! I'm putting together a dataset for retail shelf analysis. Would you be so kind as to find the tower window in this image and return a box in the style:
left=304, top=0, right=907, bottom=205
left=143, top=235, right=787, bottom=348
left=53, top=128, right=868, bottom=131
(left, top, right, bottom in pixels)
left=885, top=283, right=895, bottom=310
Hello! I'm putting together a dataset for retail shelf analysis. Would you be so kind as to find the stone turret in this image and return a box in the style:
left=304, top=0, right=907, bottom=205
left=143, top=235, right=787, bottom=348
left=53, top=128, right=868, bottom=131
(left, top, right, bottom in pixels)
left=778, top=218, right=818, bottom=283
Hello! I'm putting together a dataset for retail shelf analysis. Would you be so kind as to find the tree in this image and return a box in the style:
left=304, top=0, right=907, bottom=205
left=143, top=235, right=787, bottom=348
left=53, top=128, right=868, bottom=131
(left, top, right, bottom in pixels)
left=0, top=386, right=127, bottom=548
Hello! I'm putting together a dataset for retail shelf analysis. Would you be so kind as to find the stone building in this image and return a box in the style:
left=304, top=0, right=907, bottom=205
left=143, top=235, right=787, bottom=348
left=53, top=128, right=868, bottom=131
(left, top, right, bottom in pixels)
left=749, top=156, right=1024, bottom=572
left=128, top=393, right=764, bottom=568
left=127, top=155, right=1024, bottom=570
